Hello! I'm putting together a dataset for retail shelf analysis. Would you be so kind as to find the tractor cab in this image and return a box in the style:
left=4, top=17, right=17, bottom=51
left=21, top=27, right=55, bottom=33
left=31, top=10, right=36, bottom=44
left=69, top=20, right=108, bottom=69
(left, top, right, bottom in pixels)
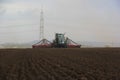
left=53, top=33, right=67, bottom=48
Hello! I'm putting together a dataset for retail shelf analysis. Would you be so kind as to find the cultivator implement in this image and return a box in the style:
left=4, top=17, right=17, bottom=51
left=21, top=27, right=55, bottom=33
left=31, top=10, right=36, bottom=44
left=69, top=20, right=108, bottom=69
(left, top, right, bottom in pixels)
left=32, top=33, right=81, bottom=48
left=32, top=39, right=52, bottom=48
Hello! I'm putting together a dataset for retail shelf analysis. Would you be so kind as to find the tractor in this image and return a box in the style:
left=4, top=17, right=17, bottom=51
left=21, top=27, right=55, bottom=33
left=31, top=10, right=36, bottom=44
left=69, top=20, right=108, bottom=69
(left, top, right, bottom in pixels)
left=52, top=33, right=81, bottom=48
left=32, top=33, right=81, bottom=48
left=52, top=33, right=67, bottom=48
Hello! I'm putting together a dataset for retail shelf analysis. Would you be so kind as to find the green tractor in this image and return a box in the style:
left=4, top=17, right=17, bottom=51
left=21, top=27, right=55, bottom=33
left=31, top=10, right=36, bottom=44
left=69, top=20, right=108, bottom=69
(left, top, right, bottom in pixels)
left=52, top=33, right=67, bottom=48
left=52, top=33, right=81, bottom=48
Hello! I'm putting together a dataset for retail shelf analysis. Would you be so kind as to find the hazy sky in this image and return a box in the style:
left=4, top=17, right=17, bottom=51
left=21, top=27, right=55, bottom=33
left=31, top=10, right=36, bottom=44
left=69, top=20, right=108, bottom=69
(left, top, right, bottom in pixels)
left=0, top=0, right=120, bottom=43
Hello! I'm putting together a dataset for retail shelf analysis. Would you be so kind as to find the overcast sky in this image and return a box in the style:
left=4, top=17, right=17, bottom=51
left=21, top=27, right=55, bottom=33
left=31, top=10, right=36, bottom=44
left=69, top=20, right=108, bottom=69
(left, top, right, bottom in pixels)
left=0, top=0, right=120, bottom=43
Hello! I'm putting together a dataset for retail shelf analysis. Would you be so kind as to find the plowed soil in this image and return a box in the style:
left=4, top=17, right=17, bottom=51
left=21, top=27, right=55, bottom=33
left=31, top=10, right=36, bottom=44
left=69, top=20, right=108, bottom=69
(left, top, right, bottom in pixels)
left=0, top=48, right=120, bottom=80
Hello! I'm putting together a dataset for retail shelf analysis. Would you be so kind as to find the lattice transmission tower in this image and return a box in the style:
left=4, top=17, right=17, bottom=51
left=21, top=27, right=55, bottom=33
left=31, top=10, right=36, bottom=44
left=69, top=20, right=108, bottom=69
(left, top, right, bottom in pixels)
left=40, top=7, right=44, bottom=40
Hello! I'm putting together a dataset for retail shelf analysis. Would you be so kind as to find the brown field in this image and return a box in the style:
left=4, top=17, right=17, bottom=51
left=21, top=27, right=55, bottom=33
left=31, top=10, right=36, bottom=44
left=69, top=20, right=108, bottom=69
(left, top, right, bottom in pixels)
left=0, top=48, right=120, bottom=80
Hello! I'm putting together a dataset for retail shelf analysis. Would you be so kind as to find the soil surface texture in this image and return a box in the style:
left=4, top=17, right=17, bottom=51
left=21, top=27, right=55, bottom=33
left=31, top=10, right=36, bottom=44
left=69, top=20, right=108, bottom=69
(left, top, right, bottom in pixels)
left=0, top=48, right=120, bottom=80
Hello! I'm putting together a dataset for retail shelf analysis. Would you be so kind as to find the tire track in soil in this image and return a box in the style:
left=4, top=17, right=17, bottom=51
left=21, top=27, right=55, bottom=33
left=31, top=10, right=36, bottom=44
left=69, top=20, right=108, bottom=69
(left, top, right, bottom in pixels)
left=17, top=58, right=28, bottom=80
left=5, top=64, right=18, bottom=80
left=35, top=53, right=80, bottom=80
left=27, top=56, right=50, bottom=80
left=32, top=54, right=56, bottom=80
left=39, top=53, right=95, bottom=80
left=0, top=66, right=7, bottom=80
left=41, top=51, right=120, bottom=80
left=42, top=57, right=81, bottom=80
left=0, top=49, right=120, bottom=80
left=4, top=54, right=26, bottom=80
left=33, top=53, right=65, bottom=80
